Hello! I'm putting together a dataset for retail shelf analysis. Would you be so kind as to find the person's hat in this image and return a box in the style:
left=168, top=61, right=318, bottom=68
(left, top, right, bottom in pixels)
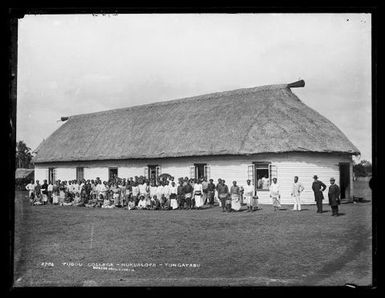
left=313, top=175, right=318, bottom=179
left=330, top=177, right=335, bottom=181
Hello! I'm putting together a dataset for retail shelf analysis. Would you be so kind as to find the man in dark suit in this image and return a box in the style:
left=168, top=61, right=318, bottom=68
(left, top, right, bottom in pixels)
left=312, top=175, right=326, bottom=213
left=328, top=177, right=341, bottom=216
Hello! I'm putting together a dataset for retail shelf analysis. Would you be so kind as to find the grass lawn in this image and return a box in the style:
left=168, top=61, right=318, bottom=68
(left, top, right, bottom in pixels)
left=13, top=178, right=372, bottom=287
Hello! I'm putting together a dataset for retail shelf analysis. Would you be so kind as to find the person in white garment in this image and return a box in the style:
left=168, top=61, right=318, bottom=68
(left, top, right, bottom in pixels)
left=243, top=179, right=256, bottom=212
left=137, top=194, right=147, bottom=209
left=26, top=180, right=35, bottom=202
left=97, top=181, right=108, bottom=207
left=155, top=183, right=164, bottom=208
left=291, top=176, right=304, bottom=211
left=149, top=181, right=157, bottom=201
left=52, top=181, right=60, bottom=205
left=131, top=182, right=140, bottom=206
left=73, top=180, right=80, bottom=197
left=269, top=178, right=281, bottom=211
left=230, top=181, right=241, bottom=211
left=193, top=179, right=204, bottom=209
left=170, top=181, right=179, bottom=210
left=47, top=182, right=54, bottom=204
left=138, top=180, right=149, bottom=198
left=262, top=175, right=269, bottom=190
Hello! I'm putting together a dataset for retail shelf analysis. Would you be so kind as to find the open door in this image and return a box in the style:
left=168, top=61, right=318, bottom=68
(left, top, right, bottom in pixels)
left=109, top=168, right=118, bottom=181
left=339, top=163, right=350, bottom=200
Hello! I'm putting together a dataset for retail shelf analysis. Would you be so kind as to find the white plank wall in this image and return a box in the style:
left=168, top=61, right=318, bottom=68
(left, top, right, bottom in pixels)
left=84, top=167, right=108, bottom=181
left=34, top=167, right=48, bottom=183
left=55, top=168, right=76, bottom=181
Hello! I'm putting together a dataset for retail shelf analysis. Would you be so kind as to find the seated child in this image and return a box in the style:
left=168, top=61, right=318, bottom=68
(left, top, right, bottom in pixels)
left=162, top=197, right=171, bottom=210
left=62, top=194, right=74, bottom=206
left=102, top=196, right=115, bottom=208
left=96, top=194, right=104, bottom=208
left=137, top=195, right=147, bottom=209
left=29, top=192, right=35, bottom=205
left=127, top=198, right=136, bottom=210
left=150, top=195, right=160, bottom=210
left=85, top=197, right=97, bottom=208
left=33, top=194, right=43, bottom=206
left=73, top=193, right=84, bottom=207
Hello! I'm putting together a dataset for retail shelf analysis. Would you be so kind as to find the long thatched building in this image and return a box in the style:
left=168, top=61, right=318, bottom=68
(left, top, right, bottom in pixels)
left=32, top=80, right=359, bottom=204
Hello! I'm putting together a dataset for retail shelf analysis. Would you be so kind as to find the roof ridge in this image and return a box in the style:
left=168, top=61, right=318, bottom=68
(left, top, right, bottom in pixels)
left=67, top=82, right=290, bottom=119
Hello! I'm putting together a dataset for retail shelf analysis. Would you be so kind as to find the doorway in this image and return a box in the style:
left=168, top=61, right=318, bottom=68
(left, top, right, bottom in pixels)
left=339, top=163, right=350, bottom=199
left=109, top=168, right=118, bottom=181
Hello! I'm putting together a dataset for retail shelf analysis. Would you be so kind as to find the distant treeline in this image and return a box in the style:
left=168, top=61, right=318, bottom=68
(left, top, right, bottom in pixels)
left=353, top=160, right=372, bottom=177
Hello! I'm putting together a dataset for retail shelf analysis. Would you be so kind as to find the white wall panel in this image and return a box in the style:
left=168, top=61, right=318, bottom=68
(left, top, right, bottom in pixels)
left=34, top=167, right=48, bottom=183
left=55, top=168, right=76, bottom=181
left=84, top=167, right=108, bottom=181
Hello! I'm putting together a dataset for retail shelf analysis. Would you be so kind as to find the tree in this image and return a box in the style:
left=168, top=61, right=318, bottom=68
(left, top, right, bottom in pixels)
left=16, top=140, right=33, bottom=169
left=353, top=160, right=372, bottom=177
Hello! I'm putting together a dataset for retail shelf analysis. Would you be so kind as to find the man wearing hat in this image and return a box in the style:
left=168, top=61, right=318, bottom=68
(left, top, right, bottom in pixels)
left=328, top=177, right=341, bottom=216
left=312, top=175, right=326, bottom=213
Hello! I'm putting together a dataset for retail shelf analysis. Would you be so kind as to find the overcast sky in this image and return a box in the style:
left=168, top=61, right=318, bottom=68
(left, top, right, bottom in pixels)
left=17, top=13, right=371, bottom=161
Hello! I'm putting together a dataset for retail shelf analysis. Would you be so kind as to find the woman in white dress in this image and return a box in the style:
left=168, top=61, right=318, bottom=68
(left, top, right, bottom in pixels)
left=193, top=179, right=204, bottom=209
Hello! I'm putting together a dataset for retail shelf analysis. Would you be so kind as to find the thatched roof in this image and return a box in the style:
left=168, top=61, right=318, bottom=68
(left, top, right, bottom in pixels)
left=15, top=168, right=34, bottom=179
left=33, top=80, right=359, bottom=163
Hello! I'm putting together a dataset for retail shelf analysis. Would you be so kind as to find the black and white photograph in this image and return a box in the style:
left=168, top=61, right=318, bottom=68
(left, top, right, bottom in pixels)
left=12, top=12, right=373, bottom=287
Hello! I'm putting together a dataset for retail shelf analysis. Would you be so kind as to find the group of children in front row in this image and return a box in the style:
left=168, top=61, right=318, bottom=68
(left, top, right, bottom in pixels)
left=25, top=175, right=260, bottom=212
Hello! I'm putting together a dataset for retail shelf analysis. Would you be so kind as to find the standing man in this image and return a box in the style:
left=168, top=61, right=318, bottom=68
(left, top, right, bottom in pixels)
left=230, top=181, right=241, bottom=211
left=177, top=179, right=185, bottom=209
left=41, top=179, right=49, bottom=205
left=34, top=180, right=42, bottom=205
left=222, top=180, right=231, bottom=212
left=312, top=175, right=326, bottom=213
left=216, top=179, right=227, bottom=212
left=269, top=178, right=281, bottom=211
left=183, top=180, right=193, bottom=210
left=291, top=176, right=304, bottom=211
left=26, top=180, right=35, bottom=202
left=207, top=179, right=216, bottom=207
left=328, top=177, right=341, bottom=216
left=243, top=179, right=255, bottom=212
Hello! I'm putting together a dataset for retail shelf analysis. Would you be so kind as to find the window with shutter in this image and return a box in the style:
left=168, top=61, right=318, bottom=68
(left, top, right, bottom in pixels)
left=156, top=166, right=161, bottom=177
left=269, top=164, right=278, bottom=183
left=144, top=166, right=149, bottom=178
left=190, top=166, right=195, bottom=179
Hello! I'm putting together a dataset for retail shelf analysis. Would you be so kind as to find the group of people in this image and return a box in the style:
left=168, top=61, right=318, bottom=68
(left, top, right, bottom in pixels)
left=25, top=174, right=341, bottom=215
left=25, top=176, right=258, bottom=212
left=266, top=174, right=342, bottom=216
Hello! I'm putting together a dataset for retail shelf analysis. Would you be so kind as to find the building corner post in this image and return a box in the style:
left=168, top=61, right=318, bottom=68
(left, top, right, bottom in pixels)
left=348, top=161, right=354, bottom=202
